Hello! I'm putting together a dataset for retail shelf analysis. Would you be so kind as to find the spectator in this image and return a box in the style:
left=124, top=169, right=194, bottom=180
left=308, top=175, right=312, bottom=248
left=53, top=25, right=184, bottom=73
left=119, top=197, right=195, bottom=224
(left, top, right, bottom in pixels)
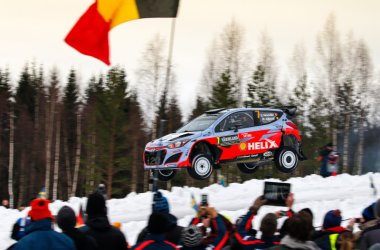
left=57, top=205, right=98, bottom=250
left=180, top=207, right=228, bottom=249
left=96, top=184, right=107, bottom=199
left=12, top=198, right=75, bottom=250
left=2, top=199, right=10, bottom=209
left=136, top=191, right=183, bottom=245
left=313, top=209, right=353, bottom=250
left=359, top=199, right=380, bottom=250
left=188, top=196, right=233, bottom=248
left=80, top=192, right=128, bottom=250
left=132, top=212, right=178, bottom=249
left=234, top=196, right=280, bottom=249
left=270, top=211, right=321, bottom=250
left=10, top=216, right=31, bottom=241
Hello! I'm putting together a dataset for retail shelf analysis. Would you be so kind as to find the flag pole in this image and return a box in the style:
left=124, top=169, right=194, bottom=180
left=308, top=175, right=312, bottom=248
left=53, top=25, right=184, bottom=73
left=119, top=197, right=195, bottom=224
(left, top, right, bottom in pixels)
left=151, top=16, right=178, bottom=192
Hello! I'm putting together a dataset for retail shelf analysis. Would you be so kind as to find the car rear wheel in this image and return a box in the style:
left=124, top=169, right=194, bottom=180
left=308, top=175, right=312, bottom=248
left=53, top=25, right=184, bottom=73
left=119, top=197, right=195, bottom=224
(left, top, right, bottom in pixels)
left=188, top=154, right=213, bottom=180
left=275, top=146, right=298, bottom=173
left=237, top=162, right=259, bottom=174
left=157, top=169, right=176, bottom=181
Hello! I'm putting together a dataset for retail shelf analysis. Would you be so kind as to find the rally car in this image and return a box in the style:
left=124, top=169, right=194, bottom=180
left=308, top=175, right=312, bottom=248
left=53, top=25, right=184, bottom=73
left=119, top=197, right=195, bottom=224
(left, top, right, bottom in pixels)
left=143, top=107, right=306, bottom=181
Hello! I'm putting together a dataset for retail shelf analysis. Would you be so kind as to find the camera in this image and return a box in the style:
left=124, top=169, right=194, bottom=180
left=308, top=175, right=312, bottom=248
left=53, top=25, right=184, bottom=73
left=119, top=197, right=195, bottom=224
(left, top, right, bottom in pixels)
left=201, top=194, right=208, bottom=207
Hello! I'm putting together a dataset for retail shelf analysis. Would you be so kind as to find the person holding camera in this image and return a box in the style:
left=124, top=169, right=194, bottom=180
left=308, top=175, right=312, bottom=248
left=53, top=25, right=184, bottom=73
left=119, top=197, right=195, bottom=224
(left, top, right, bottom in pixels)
left=233, top=196, right=281, bottom=249
left=180, top=207, right=228, bottom=250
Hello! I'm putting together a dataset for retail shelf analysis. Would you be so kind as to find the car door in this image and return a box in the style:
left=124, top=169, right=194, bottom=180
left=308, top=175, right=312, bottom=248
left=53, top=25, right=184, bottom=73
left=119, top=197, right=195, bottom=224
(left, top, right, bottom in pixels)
left=240, top=110, right=283, bottom=156
left=213, top=111, right=256, bottom=161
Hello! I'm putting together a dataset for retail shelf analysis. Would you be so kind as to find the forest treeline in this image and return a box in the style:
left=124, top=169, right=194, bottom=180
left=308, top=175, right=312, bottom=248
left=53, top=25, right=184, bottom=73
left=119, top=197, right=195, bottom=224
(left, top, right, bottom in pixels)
left=0, top=14, right=379, bottom=208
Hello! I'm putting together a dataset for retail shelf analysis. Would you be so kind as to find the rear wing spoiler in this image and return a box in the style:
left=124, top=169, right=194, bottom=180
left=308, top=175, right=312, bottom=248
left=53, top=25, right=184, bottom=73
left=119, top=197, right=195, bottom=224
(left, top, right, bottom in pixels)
left=276, top=106, right=297, bottom=117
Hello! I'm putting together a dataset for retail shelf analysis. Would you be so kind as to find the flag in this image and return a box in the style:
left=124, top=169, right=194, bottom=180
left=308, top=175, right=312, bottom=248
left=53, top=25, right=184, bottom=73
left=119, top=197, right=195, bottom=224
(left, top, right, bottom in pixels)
left=65, top=0, right=180, bottom=65
left=191, top=193, right=198, bottom=213
left=37, top=187, right=47, bottom=199
left=76, top=204, right=85, bottom=227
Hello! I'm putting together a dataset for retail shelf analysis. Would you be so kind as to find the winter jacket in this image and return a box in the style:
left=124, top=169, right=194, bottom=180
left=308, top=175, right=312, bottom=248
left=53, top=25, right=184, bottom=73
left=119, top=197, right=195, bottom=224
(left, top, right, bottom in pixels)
left=80, top=216, right=127, bottom=250
left=180, top=215, right=229, bottom=250
left=312, top=226, right=349, bottom=250
left=63, top=228, right=99, bottom=250
left=269, top=235, right=321, bottom=250
left=11, top=217, right=31, bottom=241
left=234, top=210, right=280, bottom=249
left=359, top=221, right=380, bottom=250
left=13, top=218, right=75, bottom=250
left=189, top=213, right=233, bottom=247
left=136, top=213, right=183, bottom=245
left=132, top=234, right=178, bottom=250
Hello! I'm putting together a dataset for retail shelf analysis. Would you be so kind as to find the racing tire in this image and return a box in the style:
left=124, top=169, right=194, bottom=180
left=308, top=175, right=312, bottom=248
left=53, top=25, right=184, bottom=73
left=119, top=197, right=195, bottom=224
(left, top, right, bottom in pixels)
left=274, top=146, right=299, bottom=173
left=188, top=154, right=213, bottom=180
left=157, top=169, right=176, bottom=181
left=237, top=162, right=259, bottom=174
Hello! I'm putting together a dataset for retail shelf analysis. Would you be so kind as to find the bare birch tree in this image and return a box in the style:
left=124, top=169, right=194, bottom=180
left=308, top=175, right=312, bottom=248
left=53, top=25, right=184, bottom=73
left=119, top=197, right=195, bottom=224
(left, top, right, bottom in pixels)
left=315, top=13, right=343, bottom=149
left=136, top=34, right=167, bottom=138
left=45, top=70, right=59, bottom=198
left=8, top=97, right=15, bottom=209
left=71, top=108, right=82, bottom=197
left=52, top=104, right=61, bottom=201
left=355, top=41, right=373, bottom=174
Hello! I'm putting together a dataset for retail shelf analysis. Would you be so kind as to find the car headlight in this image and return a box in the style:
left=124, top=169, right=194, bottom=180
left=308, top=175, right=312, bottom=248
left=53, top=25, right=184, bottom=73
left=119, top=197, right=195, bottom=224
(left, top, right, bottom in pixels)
left=167, top=140, right=190, bottom=149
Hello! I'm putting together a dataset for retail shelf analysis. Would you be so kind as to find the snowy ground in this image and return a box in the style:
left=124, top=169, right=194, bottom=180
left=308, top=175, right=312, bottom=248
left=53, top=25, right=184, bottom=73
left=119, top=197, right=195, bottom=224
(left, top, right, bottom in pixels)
left=1, top=173, right=380, bottom=249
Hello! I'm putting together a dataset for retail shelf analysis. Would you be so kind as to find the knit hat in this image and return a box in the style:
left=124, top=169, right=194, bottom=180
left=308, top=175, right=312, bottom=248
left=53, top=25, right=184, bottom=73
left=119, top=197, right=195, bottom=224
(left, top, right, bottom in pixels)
left=182, top=225, right=204, bottom=247
left=152, top=191, right=169, bottom=214
left=28, top=198, right=53, bottom=221
left=57, top=206, right=76, bottom=231
left=148, top=212, right=169, bottom=234
left=362, top=202, right=376, bottom=222
left=323, top=210, right=342, bottom=229
left=86, top=192, right=107, bottom=219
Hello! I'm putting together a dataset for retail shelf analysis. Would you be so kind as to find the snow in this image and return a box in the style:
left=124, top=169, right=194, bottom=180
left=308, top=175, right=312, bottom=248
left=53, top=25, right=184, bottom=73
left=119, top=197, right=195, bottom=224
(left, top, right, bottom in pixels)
left=1, top=173, right=379, bottom=250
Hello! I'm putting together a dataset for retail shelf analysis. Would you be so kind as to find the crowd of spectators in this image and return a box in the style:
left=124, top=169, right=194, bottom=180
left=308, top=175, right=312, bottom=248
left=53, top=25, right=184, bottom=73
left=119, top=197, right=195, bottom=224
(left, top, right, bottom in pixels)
left=6, top=189, right=380, bottom=250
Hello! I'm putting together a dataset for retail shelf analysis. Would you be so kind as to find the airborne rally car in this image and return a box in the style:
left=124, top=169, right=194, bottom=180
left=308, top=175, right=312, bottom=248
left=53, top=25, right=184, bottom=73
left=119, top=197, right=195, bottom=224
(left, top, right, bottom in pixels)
left=143, top=107, right=306, bottom=181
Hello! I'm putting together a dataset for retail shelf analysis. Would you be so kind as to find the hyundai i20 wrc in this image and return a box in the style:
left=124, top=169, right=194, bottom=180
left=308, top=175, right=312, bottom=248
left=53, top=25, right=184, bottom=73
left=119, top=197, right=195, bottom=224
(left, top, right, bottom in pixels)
left=143, top=107, right=306, bottom=181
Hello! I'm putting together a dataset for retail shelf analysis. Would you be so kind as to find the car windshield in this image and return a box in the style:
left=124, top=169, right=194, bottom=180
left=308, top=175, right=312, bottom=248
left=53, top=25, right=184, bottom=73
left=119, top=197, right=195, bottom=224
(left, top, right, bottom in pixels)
left=177, top=114, right=222, bottom=132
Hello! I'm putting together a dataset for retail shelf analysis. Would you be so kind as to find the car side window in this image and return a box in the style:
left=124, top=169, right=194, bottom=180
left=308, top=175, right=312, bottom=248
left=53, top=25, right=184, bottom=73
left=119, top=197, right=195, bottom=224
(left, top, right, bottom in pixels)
left=215, top=111, right=255, bottom=132
left=258, top=111, right=282, bottom=125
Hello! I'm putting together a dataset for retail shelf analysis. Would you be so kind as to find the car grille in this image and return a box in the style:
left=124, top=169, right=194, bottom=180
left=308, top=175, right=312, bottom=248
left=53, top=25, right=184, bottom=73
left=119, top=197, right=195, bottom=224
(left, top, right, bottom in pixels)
left=165, top=153, right=182, bottom=164
left=144, top=150, right=167, bottom=165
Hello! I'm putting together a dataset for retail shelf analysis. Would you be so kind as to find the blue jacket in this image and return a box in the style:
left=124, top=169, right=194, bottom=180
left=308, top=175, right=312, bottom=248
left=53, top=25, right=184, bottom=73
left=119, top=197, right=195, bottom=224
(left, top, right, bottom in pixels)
left=13, top=218, right=76, bottom=250
left=235, top=211, right=280, bottom=249
left=132, top=234, right=178, bottom=250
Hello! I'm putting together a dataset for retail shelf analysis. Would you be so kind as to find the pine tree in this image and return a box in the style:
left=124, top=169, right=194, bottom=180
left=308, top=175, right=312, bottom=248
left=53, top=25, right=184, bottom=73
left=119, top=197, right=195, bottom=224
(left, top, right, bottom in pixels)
left=210, top=70, right=237, bottom=109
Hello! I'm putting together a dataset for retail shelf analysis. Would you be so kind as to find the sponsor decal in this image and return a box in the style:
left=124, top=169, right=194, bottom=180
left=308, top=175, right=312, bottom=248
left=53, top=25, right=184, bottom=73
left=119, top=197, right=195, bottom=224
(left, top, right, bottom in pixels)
left=217, top=135, right=240, bottom=147
left=241, top=133, right=251, bottom=138
left=239, top=142, right=247, bottom=151
left=263, top=151, right=273, bottom=157
left=240, top=139, right=278, bottom=151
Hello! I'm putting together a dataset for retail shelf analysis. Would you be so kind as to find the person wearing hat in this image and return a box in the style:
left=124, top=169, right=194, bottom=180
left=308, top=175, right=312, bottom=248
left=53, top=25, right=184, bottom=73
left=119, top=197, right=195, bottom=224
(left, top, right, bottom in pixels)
left=180, top=207, right=227, bottom=250
left=359, top=199, right=380, bottom=250
left=79, top=192, right=128, bottom=250
left=12, top=198, right=75, bottom=250
left=132, top=212, right=179, bottom=249
left=136, top=191, right=183, bottom=245
left=313, top=209, right=353, bottom=250
left=56, top=206, right=98, bottom=250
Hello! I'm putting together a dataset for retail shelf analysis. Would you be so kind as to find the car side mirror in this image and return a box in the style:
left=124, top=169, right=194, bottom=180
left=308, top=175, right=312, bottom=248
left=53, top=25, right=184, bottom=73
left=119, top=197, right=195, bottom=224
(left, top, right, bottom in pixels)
left=232, top=122, right=243, bottom=132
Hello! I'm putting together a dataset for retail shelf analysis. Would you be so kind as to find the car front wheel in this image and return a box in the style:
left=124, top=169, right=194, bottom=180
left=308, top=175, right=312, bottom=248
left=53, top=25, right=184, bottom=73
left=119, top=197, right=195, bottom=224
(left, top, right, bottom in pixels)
left=274, top=146, right=299, bottom=173
left=157, top=169, right=176, bottom=181
left=188, top=154, right=213, bottom=180
left=237, top=162, right=259, bottom=174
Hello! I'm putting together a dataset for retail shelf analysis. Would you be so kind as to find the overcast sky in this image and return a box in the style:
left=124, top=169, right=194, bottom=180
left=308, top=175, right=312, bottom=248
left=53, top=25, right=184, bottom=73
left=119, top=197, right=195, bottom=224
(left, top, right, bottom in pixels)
left=1, top=0, right=379, bottom=117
